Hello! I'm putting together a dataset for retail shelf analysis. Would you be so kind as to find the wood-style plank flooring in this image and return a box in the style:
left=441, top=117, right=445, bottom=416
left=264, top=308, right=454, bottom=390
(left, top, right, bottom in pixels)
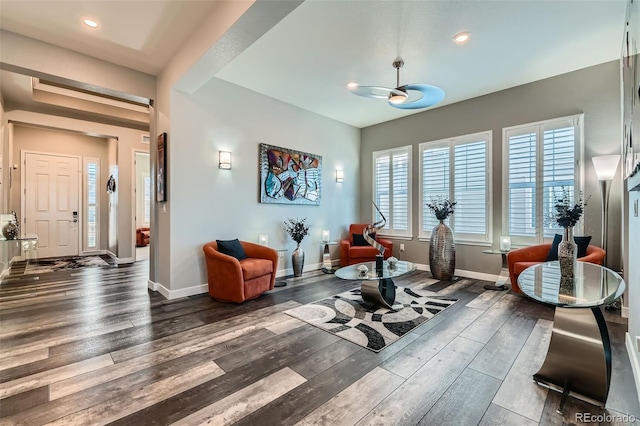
left=0, top=259, right=639, bottom=425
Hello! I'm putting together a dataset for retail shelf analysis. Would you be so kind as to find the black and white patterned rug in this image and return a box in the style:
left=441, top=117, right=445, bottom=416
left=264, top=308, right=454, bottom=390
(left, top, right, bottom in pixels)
left=285, top=286, right=458, bottom=352
left=23, top=256, right=110, bottom=275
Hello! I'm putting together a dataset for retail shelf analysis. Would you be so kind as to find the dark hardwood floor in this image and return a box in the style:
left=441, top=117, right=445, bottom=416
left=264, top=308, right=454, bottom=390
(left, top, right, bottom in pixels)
left=0, top=259, right=638, bottom=425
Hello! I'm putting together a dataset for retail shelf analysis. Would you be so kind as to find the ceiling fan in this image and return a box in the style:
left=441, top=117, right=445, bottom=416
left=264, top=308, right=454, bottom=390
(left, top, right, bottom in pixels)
left=348, top=57, right=445, bottom=110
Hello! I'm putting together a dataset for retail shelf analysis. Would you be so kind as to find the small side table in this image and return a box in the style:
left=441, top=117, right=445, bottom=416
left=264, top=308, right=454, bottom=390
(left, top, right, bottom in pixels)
left=482, top=249, right=510, bottom=291
left=321, top=241, right=338, bottom=274
left=274, top=248, right=288, bottom=287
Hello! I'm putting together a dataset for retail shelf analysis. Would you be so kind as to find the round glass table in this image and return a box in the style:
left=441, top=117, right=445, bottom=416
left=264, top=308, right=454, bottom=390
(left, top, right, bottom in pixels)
left=481, top=249, right=510, bottom=291
left=518, top=261, right=625, bottom=411
left=335, top=260, right=416, bottom=309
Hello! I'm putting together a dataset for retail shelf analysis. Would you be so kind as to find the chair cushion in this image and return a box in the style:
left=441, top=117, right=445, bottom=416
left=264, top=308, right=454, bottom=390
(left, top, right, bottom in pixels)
left=216, top=239, right=247, bottom=261
left=352, top=233, right=375, bottom=246
left=240, top=258, right=273, bottom=281
left=546, top=234, right=592, bottom=261
left=349, top=246, right=381, bottom=259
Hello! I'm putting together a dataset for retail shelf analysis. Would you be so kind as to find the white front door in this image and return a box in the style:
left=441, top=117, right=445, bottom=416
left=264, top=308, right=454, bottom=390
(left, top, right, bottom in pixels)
left=24, top=152, right=80, bottom=258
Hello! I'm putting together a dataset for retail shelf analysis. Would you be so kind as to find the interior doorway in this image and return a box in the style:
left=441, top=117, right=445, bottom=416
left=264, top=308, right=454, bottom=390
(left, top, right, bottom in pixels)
left=133, top=151, right=151, bottom=262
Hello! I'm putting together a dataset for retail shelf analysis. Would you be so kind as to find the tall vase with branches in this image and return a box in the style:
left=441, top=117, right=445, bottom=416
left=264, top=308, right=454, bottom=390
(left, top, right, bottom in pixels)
left=284, top=217, right=310, bottom=277
left=426, top=196, right=456, bottom=281
left=552, top=188, right=588, bottom=278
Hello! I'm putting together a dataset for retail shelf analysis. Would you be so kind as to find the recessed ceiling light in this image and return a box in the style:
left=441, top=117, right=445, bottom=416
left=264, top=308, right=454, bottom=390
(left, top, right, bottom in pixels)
left=346, top=81, right=358, bottom=90
left=453, top=32, right=471, bottom=45
left=82, top=18, right=99, bottom=29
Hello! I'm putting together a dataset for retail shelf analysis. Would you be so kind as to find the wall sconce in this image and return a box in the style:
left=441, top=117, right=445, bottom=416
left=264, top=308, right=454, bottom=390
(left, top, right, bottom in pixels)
left=322, top=230, right=330, bottom=242
left=219, top=151, right=232, bottom=170
left=499, top=236, right=511, bottom=251
left=259, top=234, right=268, bottom=246
left=336, top=169, right=344, bottom=182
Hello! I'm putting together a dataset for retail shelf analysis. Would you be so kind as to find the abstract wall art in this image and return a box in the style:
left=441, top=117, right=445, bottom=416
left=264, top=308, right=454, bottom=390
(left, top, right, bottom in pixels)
left=259, top=143, right=322, bottom=205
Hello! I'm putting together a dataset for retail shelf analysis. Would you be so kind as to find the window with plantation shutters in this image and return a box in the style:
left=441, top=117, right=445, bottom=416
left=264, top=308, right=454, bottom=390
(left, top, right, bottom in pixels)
left=372, top=146, right=412, bottom=237
left=419, top=132, right=492, bottom=244
left=84, top=158, right=100, bottom=252
left=503, top=115, right=583, bottom=246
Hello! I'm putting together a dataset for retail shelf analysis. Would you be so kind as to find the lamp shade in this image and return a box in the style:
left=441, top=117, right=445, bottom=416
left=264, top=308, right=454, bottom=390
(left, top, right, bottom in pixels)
left=499, top=236, right=511, bottom=251
left=592, top=155, right=620, bottom=181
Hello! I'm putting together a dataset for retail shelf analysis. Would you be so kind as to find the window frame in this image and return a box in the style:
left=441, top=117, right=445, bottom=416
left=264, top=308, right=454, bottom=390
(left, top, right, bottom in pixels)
left=501, top=114, right=584, bottom=247
left=372, top=145, right=412, bottom=239
left=83, top=157, right=100, bottom=253
left=418, top=131, right=493, bottom=246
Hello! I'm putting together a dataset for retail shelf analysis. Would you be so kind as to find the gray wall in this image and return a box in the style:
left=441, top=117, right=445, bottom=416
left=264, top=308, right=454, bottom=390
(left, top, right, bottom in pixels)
left=360, top=60, right=622, bottom=277
left=164, top=77, right=360, bottom=296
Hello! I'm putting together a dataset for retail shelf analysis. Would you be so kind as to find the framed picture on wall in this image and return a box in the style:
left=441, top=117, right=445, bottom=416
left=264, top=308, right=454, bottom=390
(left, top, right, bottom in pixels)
left=157, top=132, right=167, bottom=202
left=259, top=143, right=322, bottom=205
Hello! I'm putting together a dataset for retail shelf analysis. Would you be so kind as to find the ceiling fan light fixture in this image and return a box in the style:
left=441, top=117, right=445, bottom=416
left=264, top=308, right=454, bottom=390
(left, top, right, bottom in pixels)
left=453, top=31, right=471, bottom=45
left=388, top=89, right=408, bottom=104
left=348, top=57, right=445, bottom=110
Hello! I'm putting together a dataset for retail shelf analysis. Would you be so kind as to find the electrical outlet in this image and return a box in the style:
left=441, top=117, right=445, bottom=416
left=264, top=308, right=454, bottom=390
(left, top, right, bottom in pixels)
left=400, top=244, right=405, bottom=251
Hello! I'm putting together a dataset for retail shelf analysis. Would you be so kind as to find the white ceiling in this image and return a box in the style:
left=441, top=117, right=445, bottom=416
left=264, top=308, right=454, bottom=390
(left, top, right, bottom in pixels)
left=0, top=0, right=629, bottom=128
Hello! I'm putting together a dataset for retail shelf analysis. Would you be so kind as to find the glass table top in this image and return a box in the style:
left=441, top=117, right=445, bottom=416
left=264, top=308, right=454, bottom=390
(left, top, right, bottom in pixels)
left=335, top=260, right=416, bottom=281
left=517, top=261, right=625, bottom=308
left=482, top=249, right=509, bottom=255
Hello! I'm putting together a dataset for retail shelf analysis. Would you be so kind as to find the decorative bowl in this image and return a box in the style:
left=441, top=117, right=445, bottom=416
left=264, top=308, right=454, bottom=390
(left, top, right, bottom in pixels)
left=357, top=264, right=368, bottom=275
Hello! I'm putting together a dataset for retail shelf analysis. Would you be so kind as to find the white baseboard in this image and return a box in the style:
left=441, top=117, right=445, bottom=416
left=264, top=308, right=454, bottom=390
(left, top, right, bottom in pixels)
left=623, top=305, right=630, bottom=319
left=626, top=332, right=640, bottom=408
left=149, top=279, right=208, bottom=300
left=147, top=279, right=157, bottom=291
left=150, top=261, right=500, bottom=300
left=276, top=262, right=322, bottom=278
left=105, top=251, right=135, bottom=265
left=413, top=263, right=498, bottom=282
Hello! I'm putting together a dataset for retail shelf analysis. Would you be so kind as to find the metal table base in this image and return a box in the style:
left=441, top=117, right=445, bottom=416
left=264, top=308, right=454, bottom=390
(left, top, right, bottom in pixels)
left=533, top=306, right=610, bottom=411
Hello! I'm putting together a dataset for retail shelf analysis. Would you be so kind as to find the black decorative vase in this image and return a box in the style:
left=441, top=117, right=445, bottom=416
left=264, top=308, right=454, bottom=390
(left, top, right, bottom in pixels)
left=375, top=254, right=383, bottom=277
left=429, top=220, right=455, bottom=281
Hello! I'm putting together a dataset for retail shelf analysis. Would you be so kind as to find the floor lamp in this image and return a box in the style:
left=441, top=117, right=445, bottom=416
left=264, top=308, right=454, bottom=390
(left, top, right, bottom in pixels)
left=591, top=155, right=621, bottom=267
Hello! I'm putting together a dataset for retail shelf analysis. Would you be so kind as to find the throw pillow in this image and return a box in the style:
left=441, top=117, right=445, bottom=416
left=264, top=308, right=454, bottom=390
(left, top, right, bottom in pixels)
left=546, top=234, right=592, bottom=261
left=352, top=233, right=376, bottom=246
left=216, top=239, right=247, bottom=261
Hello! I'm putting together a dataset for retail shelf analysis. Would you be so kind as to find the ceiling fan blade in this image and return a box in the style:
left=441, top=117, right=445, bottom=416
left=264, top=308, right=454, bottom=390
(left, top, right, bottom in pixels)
left=349, top=85, right=406, bottom=99
left=389, top=84, right=445, bottom=109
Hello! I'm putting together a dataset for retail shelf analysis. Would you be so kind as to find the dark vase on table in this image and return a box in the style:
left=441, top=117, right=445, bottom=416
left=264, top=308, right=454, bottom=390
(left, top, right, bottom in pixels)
left=292, top=243, right=304, bottom=277
left=558, top=226, right=577, bottom=278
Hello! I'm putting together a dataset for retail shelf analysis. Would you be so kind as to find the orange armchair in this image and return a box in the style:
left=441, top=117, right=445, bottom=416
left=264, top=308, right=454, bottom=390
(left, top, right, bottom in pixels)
left=340, top=224, right=393, bottom=267
left=507, top=243, right=605, bottom=293
left=203, top=241, right=278, bottom=303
